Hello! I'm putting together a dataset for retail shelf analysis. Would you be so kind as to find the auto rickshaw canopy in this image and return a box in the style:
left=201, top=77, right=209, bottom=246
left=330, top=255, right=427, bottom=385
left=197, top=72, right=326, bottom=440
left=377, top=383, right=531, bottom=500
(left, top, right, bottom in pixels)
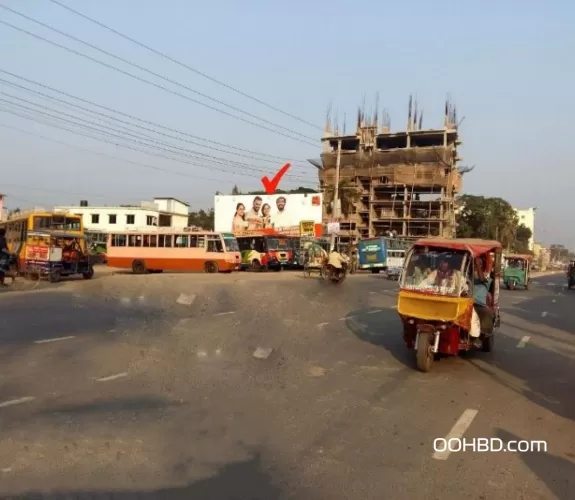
left=413, top=238, right=502, bottom=257
left=505, top=253, right=532, bottom=261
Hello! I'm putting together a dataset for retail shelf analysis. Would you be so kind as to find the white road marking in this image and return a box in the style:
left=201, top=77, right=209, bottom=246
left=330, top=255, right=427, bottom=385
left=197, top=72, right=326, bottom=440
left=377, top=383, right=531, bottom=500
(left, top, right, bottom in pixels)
left=253, top=347, right=273, bottom=359
left=317, top=322, right=329, bottom=328
left=197, top=351, right=207, bottom=358
left=0, top=397, right=36, bottom=408
left=34, top=336, right=76, bottom=344
left=120, top=297, right=131, bottom=304
left=367, top=309, right=382, bottom=314
left=96, top=372, right=128, bottom=382
left=176, top=293, right=196, bottom=306
left=214, top=311, right=235, bottom=316
left=432, top=408, right=478, bottom=460
left=517, top=336, right=531, bottom=348
left=552, top=299, right=556, bottom=303
left=339, top=316, right=356, bottom=321
left=541, top=311, right=548, bottom=318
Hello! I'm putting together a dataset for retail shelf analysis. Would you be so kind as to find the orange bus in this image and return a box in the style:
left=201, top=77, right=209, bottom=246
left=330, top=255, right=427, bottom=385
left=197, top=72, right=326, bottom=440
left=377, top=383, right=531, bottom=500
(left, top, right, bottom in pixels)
left=106, top=230, right=241, bottom=273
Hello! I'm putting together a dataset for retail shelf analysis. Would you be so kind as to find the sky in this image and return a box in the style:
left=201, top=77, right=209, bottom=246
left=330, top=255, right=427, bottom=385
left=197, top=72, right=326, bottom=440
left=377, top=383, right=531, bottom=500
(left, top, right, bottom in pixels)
left=0, top=0, right=572, bottom=247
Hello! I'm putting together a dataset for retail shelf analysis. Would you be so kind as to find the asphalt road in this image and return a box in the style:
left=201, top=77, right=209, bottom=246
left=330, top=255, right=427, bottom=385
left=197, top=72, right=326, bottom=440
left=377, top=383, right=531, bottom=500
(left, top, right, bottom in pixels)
left=0, top=269, right=573, bottom=499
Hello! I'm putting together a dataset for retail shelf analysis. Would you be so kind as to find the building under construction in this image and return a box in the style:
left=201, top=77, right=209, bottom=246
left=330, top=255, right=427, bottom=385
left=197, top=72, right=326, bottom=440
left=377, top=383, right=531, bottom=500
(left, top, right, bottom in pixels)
left=315, top=97, right=464, bottom=241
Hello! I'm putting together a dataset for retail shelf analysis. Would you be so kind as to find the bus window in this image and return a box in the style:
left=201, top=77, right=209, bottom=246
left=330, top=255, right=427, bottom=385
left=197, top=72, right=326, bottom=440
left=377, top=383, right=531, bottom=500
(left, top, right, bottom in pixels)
left=207, top=236, right=224, bottom=253
left=158, top=234, right=173, bottom=248
left=111, top=234, right=127, bottom=246
left=197, top=235, right=206, bottom=248
left=128, top=235, right=142, bottom=247
left=175, top=235, right=189, bottom=248
left=189, top=235, right=198, bottom=248
left=143, top=235, right=158, bottom=247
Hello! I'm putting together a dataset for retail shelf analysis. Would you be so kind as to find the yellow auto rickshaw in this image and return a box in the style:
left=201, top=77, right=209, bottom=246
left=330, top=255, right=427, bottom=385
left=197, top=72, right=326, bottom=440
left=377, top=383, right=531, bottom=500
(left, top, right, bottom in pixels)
left=397, top=238, right=502, bottom=372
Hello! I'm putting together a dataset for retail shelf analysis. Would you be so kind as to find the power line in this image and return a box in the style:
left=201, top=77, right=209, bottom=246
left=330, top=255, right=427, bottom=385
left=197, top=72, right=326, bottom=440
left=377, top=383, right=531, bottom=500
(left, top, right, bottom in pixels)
left=46, top=0, right=322, bottom=132
left=0, top=108, right=313, bottom=184
left=0, top=92, right=308, bottom=178
left=0, top=5, right=318, bottom=146
left=0, top=121, right=257, bottom=185
left=0, top=74, right=312, bottom=171
left=0, top=69, right=311, bottom=167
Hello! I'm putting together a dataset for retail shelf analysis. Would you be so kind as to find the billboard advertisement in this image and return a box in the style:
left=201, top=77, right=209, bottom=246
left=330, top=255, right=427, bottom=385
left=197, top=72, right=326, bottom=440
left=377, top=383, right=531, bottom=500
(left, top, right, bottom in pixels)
left=214, top=193, right=323, bottom=234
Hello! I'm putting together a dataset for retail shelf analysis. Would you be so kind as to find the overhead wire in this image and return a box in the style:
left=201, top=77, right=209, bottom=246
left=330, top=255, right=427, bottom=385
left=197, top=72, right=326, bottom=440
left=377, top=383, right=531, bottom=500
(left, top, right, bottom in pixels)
left=0, top=73, right=313, bottom=170
left=0, top=102, right=314, bottom=185
left=0, top=121, right=241, bottom=185
left=0, top=5, right=318, bottom=147
left=46, top=0, right=322, bottom=132
left=0, top=92, right=314, bottom=179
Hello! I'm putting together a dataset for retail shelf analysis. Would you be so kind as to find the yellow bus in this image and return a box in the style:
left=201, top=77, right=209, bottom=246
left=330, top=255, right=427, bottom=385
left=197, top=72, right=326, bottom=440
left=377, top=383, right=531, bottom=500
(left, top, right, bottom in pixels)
left=0, top=209, right=85, bottom=266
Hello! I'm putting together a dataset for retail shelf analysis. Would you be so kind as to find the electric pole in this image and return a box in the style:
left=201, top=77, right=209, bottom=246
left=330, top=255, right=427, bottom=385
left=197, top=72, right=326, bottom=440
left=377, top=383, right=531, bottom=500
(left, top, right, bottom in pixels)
left=330, top=139, right=342, bottom=251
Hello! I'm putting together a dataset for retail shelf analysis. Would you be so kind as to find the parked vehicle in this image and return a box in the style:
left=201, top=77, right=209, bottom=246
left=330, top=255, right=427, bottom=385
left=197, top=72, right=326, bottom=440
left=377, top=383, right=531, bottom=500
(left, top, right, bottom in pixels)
left=236, top=234, right=292, bottom=271
left=358, top=237, right=411, bottom=273
left=20, top=230, right=94, bottom=282
left=106, top=230, right=241, bottom=273
left=503, top=254, right=531, bottom=290
left=397, top=238, right=502, bottom=372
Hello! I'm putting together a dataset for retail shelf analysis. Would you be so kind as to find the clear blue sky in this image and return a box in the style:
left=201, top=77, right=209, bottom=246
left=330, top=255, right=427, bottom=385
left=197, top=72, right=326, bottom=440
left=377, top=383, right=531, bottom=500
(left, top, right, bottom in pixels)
left=0, top=0, right=572, bottom=246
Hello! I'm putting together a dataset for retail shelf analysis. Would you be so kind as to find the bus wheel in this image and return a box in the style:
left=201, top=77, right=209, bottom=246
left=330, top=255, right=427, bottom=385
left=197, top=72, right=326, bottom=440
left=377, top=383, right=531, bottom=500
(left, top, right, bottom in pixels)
left=132, top=260, right=147, bottom=274
left=204, top=261, right=219, bottom=274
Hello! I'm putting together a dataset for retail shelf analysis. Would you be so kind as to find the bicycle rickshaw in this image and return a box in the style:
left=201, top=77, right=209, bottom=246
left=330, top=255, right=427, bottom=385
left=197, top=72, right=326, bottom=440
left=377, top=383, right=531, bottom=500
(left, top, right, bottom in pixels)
left=397, top=238, right=501, bottom=372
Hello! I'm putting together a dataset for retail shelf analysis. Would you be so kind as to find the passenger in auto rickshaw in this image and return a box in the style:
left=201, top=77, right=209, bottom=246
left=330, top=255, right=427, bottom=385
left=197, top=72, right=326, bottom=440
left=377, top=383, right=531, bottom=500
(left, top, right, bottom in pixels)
left=472, top=256, right=494, bottom=335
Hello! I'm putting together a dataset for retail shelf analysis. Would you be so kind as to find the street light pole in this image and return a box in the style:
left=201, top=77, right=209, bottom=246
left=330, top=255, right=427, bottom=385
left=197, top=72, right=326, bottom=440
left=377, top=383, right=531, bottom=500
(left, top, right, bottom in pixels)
left=330, top=139, right=342, bottom=251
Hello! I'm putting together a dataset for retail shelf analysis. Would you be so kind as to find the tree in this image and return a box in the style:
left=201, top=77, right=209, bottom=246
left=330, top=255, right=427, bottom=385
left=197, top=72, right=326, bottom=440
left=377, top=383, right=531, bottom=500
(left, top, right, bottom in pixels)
left=456, top=195, right=520, bottom=249
left=244, top=186, right=317, bottom=195
left=231, top=185, right=241, bottom=195
left=514, top=224, right=533, bottom=253
left=323, top=180, right=359, bottom=218
left=188, top=208, right=214, bottom=230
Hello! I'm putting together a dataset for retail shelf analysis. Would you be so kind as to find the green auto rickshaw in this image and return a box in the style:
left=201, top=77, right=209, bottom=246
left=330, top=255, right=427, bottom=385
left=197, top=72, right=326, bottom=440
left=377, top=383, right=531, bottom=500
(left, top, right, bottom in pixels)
left=503, top=254, right=531, bottom=290
left=567, top=260, right=575, bottom=289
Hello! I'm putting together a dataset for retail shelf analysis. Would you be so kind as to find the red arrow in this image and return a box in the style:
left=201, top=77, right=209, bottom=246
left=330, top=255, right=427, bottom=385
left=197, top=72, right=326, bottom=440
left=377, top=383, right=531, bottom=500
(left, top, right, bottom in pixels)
left=261, top=162, right=291, bottom=194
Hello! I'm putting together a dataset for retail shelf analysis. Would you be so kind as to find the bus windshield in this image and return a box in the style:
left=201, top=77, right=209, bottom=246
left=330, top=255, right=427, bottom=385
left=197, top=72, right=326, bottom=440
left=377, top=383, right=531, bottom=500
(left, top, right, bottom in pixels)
left=267, top=238, right=288, bottom=251
left=223, top=237, right=240, bottom=252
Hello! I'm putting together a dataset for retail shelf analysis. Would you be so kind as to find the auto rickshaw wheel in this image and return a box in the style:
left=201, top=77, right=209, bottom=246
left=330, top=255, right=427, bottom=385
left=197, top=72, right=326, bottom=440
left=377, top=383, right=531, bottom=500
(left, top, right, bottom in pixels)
left=82, top=266, right=94, bottom=280
left=416, top=333, right=434, bottom=372
left=48, top=270, right=61, bottom=283
left=482, top=333, right=494, bottom=353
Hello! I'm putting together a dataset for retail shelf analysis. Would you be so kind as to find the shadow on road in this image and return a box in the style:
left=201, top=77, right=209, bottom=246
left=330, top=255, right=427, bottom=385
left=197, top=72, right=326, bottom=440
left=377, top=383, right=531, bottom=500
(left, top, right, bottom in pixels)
left=0, top=452, right=284, bottom=500
left=495, top=428, right=575, bottom=500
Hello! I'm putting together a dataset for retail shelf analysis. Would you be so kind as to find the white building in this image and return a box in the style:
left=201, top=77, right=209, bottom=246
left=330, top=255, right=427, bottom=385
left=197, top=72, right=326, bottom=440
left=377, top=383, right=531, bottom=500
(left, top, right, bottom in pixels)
left=54, top=197, right=189, bottom=235
left=514, top=207, right=536, bottom=251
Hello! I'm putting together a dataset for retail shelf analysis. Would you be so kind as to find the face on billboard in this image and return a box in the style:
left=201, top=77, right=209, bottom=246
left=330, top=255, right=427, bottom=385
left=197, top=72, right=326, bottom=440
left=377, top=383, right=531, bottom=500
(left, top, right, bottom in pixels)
left=214, top=193, right=322, bottom=233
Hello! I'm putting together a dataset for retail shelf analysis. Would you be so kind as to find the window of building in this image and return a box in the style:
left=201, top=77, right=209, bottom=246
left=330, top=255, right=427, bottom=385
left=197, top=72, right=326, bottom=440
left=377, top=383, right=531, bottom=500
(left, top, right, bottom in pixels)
left=109, top=214, right=117, bottom=224
left=126, top=214, right=135, bottom=225
left=91, top=214, right=100, bottom=224
left=146, top=215, right=155, bottom=226
left=111, top=234, right=127, bottom=246
left=158, top=234, right=173, bottom=247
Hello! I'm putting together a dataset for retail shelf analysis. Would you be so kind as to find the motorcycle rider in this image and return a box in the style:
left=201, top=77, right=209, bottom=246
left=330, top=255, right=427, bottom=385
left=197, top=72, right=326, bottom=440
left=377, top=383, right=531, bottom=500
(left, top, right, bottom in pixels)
left=328, top=247, right=350, bottom=280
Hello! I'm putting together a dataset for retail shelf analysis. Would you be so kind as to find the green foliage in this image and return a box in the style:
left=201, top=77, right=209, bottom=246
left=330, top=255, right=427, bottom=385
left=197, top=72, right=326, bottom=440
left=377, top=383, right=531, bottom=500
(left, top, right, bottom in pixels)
left=323, top=181, right=359, bottom=217
left=188, top=208, right=214, bottom=230
left=456, top=195, right=528, bottom=251
left=243, top=186, right=318, bottom=195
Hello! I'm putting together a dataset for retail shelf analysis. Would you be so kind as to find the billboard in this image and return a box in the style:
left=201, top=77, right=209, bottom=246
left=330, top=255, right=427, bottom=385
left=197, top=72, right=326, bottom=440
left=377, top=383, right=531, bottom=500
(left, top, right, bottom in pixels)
left=214, top=193, right=323, bottom=234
